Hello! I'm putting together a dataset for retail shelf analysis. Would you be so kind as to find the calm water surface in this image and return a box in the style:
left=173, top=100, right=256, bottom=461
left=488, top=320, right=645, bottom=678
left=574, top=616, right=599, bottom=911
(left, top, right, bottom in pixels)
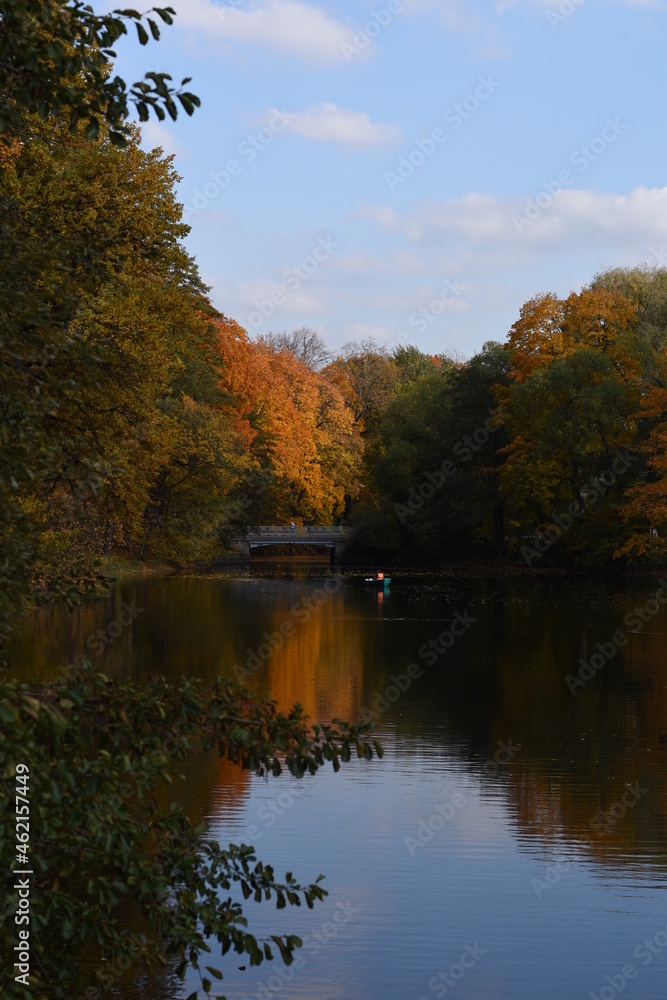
left=11, top=570, right=667, bottom=999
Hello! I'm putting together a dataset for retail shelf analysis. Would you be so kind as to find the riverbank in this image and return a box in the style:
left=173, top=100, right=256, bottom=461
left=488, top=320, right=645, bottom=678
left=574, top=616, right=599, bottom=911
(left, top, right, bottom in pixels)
left=98, top=550, right=667, bottom=582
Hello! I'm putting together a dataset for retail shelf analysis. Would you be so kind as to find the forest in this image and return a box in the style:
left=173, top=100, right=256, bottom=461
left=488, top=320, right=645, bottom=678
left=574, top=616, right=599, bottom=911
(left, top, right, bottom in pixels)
left=2, top=5, right=667, bottom=998
left=5, top=94, right=667, bottom=608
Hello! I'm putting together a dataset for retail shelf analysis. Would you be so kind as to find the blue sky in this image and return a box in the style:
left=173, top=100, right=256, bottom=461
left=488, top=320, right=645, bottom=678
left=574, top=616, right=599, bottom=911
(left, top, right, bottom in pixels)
left=109, top=0, right=666, bottom=357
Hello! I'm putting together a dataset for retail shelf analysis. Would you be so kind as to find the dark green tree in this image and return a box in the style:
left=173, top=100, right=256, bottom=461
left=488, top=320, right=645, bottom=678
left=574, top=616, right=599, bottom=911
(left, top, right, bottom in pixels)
left=0, top=1, right=199, bottom=145
left=0, top=667, right=381, bottom=997
left=353, top=343, right=509, bottom=562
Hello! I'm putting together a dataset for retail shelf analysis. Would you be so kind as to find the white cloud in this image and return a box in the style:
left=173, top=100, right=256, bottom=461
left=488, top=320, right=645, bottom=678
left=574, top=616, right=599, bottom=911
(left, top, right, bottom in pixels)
left=207, top=188, right=667, bottom=357
left=330, top=250, right=429, bottom=276
left=500, top=0, right=661, bottom=7
left=356, top=187, right=667, bottom=252
left=342, top=186, right=667, bottom=353
left=409, top=0, right=663, bottom=50
left=161, top=0, right=664, bottom=72
left=170, top=0, right=364, bottom=65
left=139, top=121, right=186, bottom=157
left=267, top=103, right=401, bottom=150
left=404, top=0, right=511, bottom=56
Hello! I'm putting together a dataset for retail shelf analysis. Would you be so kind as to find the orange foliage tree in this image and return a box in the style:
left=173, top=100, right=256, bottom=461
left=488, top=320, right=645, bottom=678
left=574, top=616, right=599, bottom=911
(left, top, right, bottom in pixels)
left=214, top=318, right=361, bottom=524
left=496, top=287, right=643, bottom=563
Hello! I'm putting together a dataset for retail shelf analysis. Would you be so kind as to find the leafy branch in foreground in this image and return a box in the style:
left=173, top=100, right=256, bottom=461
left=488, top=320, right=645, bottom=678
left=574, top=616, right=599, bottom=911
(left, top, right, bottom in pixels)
left=0, top=1, right=200, bottom=145
left=0, top=667, right=383, bottom=997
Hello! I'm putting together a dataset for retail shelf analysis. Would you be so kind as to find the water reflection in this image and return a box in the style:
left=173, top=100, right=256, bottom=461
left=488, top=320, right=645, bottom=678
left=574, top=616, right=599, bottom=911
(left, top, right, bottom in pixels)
left=9, top=572, right=667, bottom=998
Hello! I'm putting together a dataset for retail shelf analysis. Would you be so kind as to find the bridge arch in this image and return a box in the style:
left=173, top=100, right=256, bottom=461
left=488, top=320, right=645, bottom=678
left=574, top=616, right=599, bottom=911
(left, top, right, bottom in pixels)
left=231, top=525, right=352, bottom=563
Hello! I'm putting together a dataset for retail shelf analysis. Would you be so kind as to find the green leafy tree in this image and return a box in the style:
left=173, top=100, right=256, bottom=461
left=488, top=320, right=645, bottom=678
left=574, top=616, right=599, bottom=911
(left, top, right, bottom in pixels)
left=0, top=666, right=382, bottom=997
left=325, top=339, right=400, bottom=434
left=0, top=1, right=199, bottom=145
left=353, top=344, right=509, bottom=561
left=590, top=266, right=667, bottom=361
left=0, top=108, right=214, bottom=655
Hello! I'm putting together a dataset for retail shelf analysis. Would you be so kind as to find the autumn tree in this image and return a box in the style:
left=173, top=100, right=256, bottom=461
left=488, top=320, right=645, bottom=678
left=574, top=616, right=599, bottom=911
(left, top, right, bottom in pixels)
left=589, top=267, right=667, bottom=559
left=497, top=287, right=643, bottom=564
left=215, top=319, right=361, bottom=525
left=260, top=327, right=330, bottom=371
left=324, top=339, right=400, bottom=435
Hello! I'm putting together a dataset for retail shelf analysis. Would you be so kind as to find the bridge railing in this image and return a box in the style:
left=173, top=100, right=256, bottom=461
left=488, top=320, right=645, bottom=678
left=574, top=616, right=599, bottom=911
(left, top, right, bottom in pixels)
left=245, top=525, right=352, bottom=540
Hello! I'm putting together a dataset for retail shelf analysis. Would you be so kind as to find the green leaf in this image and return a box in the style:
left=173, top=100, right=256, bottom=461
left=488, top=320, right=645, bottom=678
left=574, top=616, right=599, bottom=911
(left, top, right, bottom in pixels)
left=136, top=22, right=150, bottom=45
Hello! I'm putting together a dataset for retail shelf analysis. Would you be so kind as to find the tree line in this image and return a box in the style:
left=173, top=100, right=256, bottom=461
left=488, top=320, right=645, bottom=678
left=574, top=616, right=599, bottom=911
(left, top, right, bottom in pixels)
left=352, top=269, right=667, bottom=569
left=0, top=7, right=381, bottom=998
left=2, top=4, right=667, bottom=997
left=6, top=79, right=666, bottom=590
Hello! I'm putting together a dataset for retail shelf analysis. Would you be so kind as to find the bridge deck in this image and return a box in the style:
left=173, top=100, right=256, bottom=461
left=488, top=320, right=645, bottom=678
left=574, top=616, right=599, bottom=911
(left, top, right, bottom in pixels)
left=242, top=526, right=351, bottom=548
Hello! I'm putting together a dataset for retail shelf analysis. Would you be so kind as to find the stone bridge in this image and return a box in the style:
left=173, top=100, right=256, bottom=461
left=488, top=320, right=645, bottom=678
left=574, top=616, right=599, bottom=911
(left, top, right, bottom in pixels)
left=231, top=525, right=352, bottom=563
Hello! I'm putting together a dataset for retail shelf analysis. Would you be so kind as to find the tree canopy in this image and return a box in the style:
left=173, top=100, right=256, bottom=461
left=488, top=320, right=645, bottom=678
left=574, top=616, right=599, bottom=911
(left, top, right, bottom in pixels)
left=0, top=2, right=199, bottom=145
left=353, top=270, right=667, bottom=568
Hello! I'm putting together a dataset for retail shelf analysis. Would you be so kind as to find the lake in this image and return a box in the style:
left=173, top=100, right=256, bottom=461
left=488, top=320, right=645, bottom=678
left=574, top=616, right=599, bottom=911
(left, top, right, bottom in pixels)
left=10, top=569, right=667, bottom=999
